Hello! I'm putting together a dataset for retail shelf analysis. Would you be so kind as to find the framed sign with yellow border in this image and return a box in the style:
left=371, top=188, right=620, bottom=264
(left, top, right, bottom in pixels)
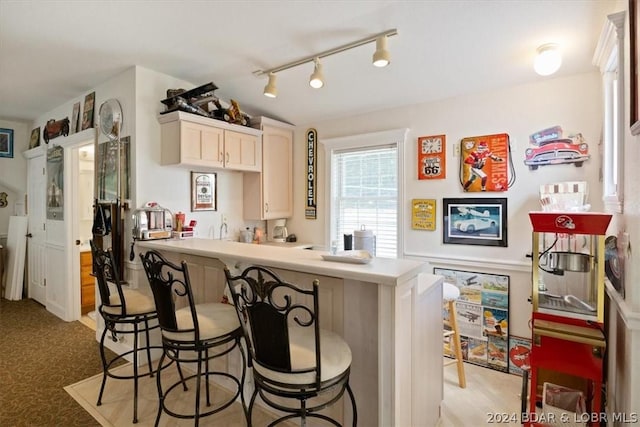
left=412, top=199, right=436, bottom=230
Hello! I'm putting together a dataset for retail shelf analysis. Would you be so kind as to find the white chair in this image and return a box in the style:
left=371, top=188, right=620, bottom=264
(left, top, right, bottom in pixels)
left=443, top=282, right=466, bottom=388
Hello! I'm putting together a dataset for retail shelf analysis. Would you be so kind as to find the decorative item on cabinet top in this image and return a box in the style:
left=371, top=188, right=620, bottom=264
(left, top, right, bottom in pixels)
left=160, top=81, right=251, bottom=127
left=81, top=91, right=96, bottom=131
left=29, top=127, right=40, bottom=149
left=43, top=118, right=70, bottom=144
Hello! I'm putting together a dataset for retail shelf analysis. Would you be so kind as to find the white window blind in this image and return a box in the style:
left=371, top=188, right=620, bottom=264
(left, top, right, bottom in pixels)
left=331, top=144, right=397, bottom=258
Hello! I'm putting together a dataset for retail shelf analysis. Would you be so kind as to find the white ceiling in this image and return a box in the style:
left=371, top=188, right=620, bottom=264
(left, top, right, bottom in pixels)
left=0, top=1, right=618, bottom=127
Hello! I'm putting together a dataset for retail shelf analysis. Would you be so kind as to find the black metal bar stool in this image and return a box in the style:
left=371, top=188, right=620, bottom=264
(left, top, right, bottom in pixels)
left=139, top=249, right=247, bottom=427
left=225, top=265, right=358, bottom=426
left=91, top=240, right=162, bottom=424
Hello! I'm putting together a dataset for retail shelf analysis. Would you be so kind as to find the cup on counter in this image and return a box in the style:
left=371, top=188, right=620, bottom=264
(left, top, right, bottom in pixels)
left=344, top=234, right=353, bottom=250
left=330, top=240, right=339, bottom=255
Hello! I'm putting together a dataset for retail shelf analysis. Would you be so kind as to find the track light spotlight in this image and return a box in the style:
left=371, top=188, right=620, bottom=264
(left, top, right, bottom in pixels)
left=534, top=43, right=562, bottom=76
left=309, top=58, right=324, bottom=89
left=372, top=36, right=390, bottom=67
left=263, top=73, right=277, bottom=98
left=253, top=29, right=397, bottom=96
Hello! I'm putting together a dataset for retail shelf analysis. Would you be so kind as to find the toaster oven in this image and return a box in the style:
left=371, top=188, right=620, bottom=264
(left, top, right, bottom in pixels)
left=132, top=205, right=173, bottom=240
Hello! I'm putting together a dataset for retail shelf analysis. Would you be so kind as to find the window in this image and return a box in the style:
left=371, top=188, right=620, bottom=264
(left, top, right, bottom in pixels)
left=323, top=129, right=407, bottom=258
left=595, top=11, right=625, bottom=213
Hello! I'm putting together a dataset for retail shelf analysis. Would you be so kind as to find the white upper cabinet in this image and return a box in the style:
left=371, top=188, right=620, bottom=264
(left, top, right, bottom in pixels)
left=243, top=117, right=294, bottom=220
left=159, top=111, right=261, bottom=172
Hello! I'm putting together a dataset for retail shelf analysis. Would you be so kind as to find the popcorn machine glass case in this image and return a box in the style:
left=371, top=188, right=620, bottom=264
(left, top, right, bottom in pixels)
left=529, top=212, right=611, bottom=324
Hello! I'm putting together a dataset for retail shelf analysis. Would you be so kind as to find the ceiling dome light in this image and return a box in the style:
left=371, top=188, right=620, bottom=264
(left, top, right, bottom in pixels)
left=372, top=36, right=390, bottom=67
left=309, top=58, right=324, bottom=89
left=534, top=43, right=562, bottom=76
left=263, top=73, right=277, bottom=98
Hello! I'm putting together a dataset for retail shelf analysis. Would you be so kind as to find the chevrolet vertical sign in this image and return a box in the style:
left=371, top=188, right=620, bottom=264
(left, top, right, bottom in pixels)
left=305, top=128, right=317, bottom=219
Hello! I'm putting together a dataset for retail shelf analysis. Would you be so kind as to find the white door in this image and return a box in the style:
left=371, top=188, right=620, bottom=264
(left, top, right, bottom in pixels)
left=43, top=129, right=96, bottom=321
left=27, top=152, right=46, bottom=305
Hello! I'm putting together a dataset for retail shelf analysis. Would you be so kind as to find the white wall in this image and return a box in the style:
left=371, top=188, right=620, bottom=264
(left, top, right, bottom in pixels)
left=288, top=72, right=603, bottom=340
left=0, top=119, right=29, bottom=236
left=132, top=66, right=265, bottom=244
left=606, top=0, right=640, bottom=417
left=28, top=66, right=263, bottom=274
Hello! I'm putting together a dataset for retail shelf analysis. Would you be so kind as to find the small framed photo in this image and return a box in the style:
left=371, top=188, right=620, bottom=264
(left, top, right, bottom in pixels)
left=29, top=127, right=41, bottom=149
left=191, top=171, right=217, bottom=211
left=81, top=91, right=96, bottom=130
left=0, top=128, right=14, bottom=158
left=443, top=197, right=507, bottom=247
left=71, top=101, right=81, bottom=134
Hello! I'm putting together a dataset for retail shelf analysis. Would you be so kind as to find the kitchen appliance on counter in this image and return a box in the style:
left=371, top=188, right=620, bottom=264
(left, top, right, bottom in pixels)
left=240, top=227, right=254, bottom=243
left=132, top=203, right=173, bottom=240
left=354, top=226, right=376, bottom=256
left=268, top=219, right=288, bottom=242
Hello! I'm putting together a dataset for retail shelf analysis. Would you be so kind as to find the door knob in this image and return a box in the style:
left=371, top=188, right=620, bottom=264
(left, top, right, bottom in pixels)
left=75, top=239, right=81, bottom=245
left=26, top=233, right=33, bottom=238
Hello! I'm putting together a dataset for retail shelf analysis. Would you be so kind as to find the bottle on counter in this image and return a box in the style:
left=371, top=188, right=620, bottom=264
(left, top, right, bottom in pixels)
left=175, top=211, right=185, bottom=232
left=254, top=227, right=264, bottom=244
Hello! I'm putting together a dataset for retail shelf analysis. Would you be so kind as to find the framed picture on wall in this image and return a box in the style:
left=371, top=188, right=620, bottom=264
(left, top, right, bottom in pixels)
left=81, top=91, right=96, bottom=131
left=435, top=267, right=510, bottom=373
left=96, top=136, right=130, bottom=202
left=71, top=101, right=81, bottom=134
left=29, top=127, right=40, bottom=149
left=442, top=197, right=507, bottom=247
left=191, top=171, right=217, bottom=211
left=0, top=128, right=14, bottom=158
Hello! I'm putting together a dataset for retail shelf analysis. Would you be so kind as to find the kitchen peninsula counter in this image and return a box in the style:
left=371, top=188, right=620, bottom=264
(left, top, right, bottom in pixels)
left=136, top=238, right=443, bottom=427
left=138, top=238, right=425, bottom=286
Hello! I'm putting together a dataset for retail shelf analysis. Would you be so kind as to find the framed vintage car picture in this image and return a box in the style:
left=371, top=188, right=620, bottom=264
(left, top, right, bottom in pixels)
left=443, top=197, right=507, bottom=247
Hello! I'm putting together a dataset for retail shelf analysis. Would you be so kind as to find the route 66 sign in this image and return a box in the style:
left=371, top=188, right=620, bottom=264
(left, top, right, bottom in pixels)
left=418, top=135, right=446, bottom=180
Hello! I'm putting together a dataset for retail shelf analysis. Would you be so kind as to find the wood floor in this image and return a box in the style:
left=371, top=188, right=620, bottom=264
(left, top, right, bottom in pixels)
left=441, top=362, right=524, bottom=426
left=73, top=317, right=524, bottom=426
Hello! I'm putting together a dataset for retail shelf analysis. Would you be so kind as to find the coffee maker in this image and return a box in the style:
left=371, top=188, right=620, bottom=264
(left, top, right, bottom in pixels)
left=268, top=219, right=288, bottom=242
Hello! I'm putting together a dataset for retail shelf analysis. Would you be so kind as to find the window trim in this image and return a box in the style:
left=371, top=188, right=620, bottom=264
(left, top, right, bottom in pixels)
left=322, top=128, right=408, bottom=257
left=594, top=11, right=625, bottom=213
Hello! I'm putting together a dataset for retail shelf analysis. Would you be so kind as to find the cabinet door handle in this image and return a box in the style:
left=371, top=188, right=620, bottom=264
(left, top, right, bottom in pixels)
left=265, top=203, right=269, bottom=212
left=220, top=151, right=224, bottom=162
left=225, top=152, right=230, bottom=163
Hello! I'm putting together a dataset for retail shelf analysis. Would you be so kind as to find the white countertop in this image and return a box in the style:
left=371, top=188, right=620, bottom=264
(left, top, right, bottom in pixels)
left=258, top=241, right=313, bottom=249
left=137, top=238, right=428, bottom=287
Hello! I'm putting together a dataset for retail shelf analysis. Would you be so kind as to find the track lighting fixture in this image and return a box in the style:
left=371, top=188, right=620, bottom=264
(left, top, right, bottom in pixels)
left=309, top=58, right=324, bottom=89
left=254, top=28, right=397, bottom=97
left=534, top=43, right=562, bottom=76
left=372, top=36, right=390, bottom=67
left=263, top=73, right=277, bottom=98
